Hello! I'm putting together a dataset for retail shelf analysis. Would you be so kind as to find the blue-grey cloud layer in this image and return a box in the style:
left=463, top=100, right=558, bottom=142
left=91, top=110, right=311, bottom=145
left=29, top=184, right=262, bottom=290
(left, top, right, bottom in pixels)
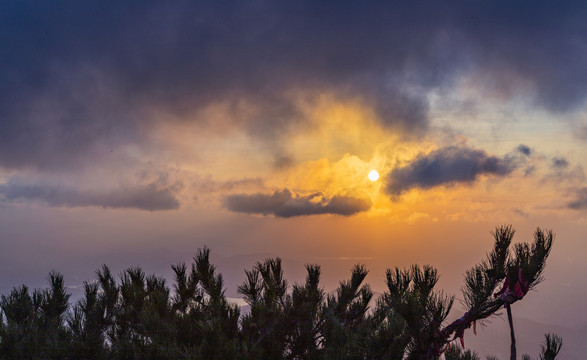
left=0, top=179, right=179, bottom=211
left=386, top=146, right=521, bottom=195
left=2, top=1, right=587, bottom=171
left=224, top=189, right=372, bottom=217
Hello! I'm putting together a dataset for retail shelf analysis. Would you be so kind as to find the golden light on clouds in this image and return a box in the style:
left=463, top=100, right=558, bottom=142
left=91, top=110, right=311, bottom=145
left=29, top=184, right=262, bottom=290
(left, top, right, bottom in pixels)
left=131, top=88, right=575, bottom=225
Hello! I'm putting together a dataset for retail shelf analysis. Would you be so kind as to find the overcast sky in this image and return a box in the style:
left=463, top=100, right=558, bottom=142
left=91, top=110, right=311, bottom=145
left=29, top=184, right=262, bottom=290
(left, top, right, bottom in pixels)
left=2, top=1, right=587, bottom=353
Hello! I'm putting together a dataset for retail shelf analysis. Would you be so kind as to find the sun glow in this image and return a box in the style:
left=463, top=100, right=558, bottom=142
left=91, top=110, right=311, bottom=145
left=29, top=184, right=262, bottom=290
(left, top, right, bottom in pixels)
left=368, top=170, right=379, bottom=181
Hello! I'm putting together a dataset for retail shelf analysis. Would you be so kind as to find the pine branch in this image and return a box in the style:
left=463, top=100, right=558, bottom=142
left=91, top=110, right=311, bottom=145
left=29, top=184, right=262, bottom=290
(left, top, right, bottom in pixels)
left=435, top=227, right=554, bottom=357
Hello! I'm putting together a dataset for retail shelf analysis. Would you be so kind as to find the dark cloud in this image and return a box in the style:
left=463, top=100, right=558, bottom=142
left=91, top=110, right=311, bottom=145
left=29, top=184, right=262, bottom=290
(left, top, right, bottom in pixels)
left=517, top=144, right=532, bottom=156
left=386, top=146, right=518, bottom=195
left=454, top=2, right=587, bottom=112
left=2, top=2, right=587, bottom=171
left=568, top=187, right=587, bottom=210
left=551, top=157, right=570, bottom=169
left=224, top=189, right=372, bottom=217
left=0, top=179, right=179, bottom=211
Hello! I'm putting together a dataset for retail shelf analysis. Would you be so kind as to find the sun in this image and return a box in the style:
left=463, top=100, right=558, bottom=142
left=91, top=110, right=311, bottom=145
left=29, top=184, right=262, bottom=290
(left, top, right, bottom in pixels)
left=368, top=169, right=379, bottom=181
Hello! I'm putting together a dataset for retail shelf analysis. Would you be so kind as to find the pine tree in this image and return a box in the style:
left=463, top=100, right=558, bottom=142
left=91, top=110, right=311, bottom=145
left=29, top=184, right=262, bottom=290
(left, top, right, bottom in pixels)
left=522, top=333, right=563, bottom=360
left=68, top=281, right=108, bottom=359
left=0, top=272, right=70, bottom=359
left=285, top=264, right=324, bottom=359
left=435, top=226, right=554, bottom=359
left=319, top=264, right=373, bottom=359
left=239, top=258, right=289, bottom=359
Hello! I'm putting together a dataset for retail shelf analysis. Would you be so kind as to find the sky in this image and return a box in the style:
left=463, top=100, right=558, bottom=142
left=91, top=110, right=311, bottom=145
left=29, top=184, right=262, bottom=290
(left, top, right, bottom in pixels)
left=2, top=0, right=587, bottom=354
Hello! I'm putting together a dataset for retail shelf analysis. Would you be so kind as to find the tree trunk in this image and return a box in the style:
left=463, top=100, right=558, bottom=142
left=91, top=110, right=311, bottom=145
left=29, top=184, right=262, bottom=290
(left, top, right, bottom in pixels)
left=506, top=302, right=516, bottom=360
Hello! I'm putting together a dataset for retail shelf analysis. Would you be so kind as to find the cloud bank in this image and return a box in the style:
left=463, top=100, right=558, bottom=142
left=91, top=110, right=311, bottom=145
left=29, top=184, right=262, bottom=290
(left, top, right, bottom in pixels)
left=224, top=189, right=372, bottom=217
left=2, top=2, right=587, bottom=172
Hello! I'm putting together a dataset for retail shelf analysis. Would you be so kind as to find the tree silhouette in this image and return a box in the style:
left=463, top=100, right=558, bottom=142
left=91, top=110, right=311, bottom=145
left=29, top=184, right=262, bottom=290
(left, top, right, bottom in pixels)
left=0, top=272, right=70, bottom=359
left=0, top=225, right=559, bottom=359
left=319, top=264, right=373, bottom=359
left=436, top=226, right=554, bottom=359
left=239, top=258, right=289, bottom=359
left=522, top=333, right=563, bottom=360
left=285, top=264, right=323, bottom=359
left=379, top=265, right=453, bottom=359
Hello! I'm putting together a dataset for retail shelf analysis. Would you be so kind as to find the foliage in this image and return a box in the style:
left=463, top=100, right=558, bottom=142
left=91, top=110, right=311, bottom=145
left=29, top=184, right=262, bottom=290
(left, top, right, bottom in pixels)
left=0, top=226, right=559, bottom=359
left=437, top=226, right=554, bottom=358
left=522, top=333, right=563, bottom=360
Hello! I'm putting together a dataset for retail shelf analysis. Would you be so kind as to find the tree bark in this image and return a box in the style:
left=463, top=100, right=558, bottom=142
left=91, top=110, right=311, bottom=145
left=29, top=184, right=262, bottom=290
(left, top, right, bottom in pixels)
left=506, top=302, right=516, bottom=360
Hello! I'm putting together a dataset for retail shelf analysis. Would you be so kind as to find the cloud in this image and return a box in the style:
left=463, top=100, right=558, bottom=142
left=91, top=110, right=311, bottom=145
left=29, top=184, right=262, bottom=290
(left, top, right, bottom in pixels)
left=517, top=144, right=532, bottom=156
left=224, top=189, right=372, bottom=217
left=385, top=146, right=518, bottom=195
left=543, top=158, right=585, bottom=184
left=0, top=66, right=136, bottom=171
left=3, top=2, right=587, bottom=171
left=196, top=177, right=265, bottom=194
left=456, top=2, right=587, bottom=112
left=568, top=187, right=587, bottom=210
left=0, top=179, right=179, bottom=211
left=551, top=156, right=569, bottom=169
